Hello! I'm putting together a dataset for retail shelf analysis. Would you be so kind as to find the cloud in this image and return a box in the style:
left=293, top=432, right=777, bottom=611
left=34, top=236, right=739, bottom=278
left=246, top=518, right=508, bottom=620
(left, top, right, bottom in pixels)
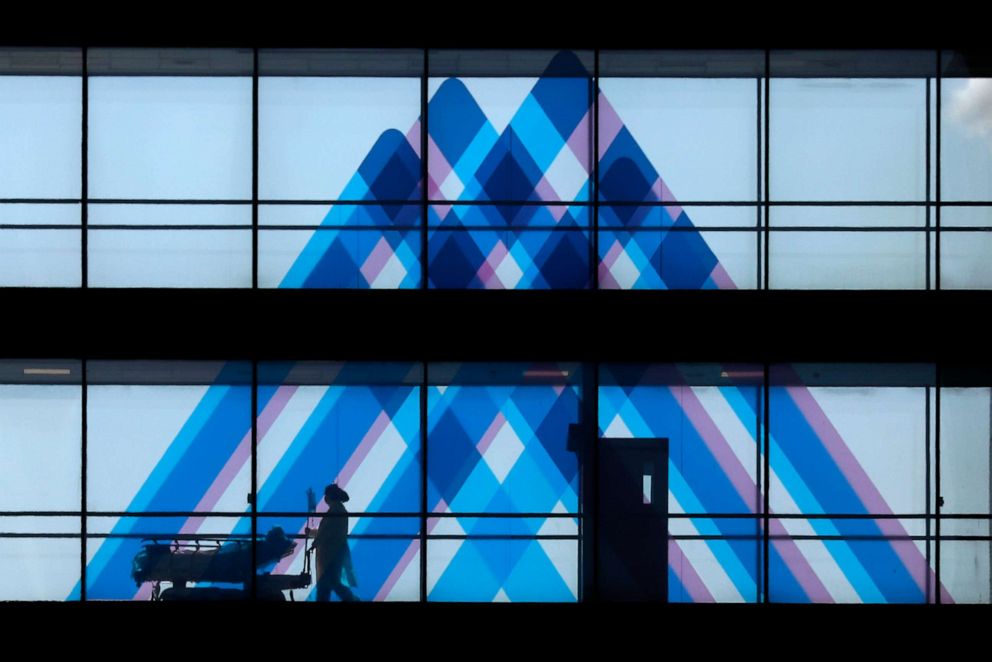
left=950, top=78, right=992, bottom=140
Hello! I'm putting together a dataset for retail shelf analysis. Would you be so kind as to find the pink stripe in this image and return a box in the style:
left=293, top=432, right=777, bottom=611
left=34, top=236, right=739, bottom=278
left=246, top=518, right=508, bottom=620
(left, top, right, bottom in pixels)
left=601, top=239, right=625, bottom=271
left=134, top=582, right=154, bottom=601
left=375, top=539, right=420, bottom=601
left=677, top=386, right=757, bottom=512
left=597, top=93, right=623, bottom=155
left=360, top=237, right=395, bottom=285
left=427, top=175, right=441, bottom=199
left=710, top=263, right=738, bottom=291
left=566, top=111, right=591, bottom=171
left=427, top=136, right=452, bottom=187
left=180, top=385, right=299, bottom=536
left=663, top=203, right=684, bottom=223
left=660, top=180, right=681, bottom=208
left=535, top=176, right=559, bottom=203
left=669, top=539, right=715, bottom=602
left=598, top=261, right=621, bottom=289
left=477, top=241, right=508, bottom=289
left=769, top=519, right=834, bottom=603
left=405, top=120, right=421, bottom=158
left=476, top=412, right=507, bottom=456
left=476, top=260, right=496, bottom=288
left=549, top=205, right=568, bottom=223
left=785, top=385, right=952, bottom=602
left=432, top=203, right=452, bottom=223
left=336, top=410, right=392, bottom=489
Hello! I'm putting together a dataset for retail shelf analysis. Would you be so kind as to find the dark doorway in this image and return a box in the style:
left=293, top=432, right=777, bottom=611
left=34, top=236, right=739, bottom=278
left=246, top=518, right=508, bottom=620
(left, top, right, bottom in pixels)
left=597, top=437, right=669, bottom=601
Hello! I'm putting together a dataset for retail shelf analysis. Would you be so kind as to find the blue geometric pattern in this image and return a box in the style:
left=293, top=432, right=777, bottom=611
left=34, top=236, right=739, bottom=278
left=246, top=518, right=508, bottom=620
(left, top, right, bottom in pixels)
left=428, top=205, right=590, bottom=289
left=279, top=129, right=422, bottom=289
left=426, top=383, right=580, bottom=601
left=274, top=49, right=733, bottom=290
left=599, top=364, right=941, bottom=604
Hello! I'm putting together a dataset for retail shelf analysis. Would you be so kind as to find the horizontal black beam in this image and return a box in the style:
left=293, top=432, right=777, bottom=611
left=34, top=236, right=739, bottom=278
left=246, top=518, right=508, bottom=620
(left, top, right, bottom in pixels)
left=1, top=13, right=988, bottom=50
left=3, top=289, right=992, bottom=363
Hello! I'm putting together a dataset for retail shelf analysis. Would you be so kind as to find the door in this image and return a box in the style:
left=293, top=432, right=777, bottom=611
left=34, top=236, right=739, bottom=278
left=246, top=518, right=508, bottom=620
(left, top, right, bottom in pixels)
left=597, top=437, right=668, bottom=601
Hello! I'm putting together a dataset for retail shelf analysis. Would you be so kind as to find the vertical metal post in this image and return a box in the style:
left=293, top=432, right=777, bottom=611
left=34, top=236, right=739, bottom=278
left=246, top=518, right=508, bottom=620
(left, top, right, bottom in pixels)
left=251, top=360, right=258, bottom=600
left=763, top=51, right=771, bottom=291
left=421, top=49, right=429, bottom=290
left=80, top=358, right=87, bottom=601
left=81, top=47, right=88, bottom=288
left=592, top=50, right=600, bottom=291
left=420, top=361, right=428, bottom=603
left=763, top=362, right=771, bottom=603
left=252, top=48, right=259, bottom=291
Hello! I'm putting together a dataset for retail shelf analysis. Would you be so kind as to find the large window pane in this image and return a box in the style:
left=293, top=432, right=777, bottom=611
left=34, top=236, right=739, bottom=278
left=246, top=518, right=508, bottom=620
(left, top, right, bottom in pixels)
left=0, top=361, right=81, bottom=512
left=940, top=387, right=992, bottom=515
left=941, top=77, right=992, bottom=202
left=259, top=77, right=421, bottom=201
left=86, top=361, right=252, bottom=514
left=768, top=364, right=935, bottom=603
left=0, top=75, right=81, bottom=199
left=84, top=361, right=252, bottom=601
left=771, top=78, right=927, bottom=201
left=426, top=363, right=580, bottom=602
left=88, top=77, right=252, bottom=200
left=598, top=77, right=757, bottom=202
left=255, top=362, right=421, bottom=602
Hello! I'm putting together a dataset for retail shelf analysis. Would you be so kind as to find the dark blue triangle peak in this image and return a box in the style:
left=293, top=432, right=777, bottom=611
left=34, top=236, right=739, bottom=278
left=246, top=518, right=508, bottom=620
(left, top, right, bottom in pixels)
left=542, top=50, right=592, bottom=78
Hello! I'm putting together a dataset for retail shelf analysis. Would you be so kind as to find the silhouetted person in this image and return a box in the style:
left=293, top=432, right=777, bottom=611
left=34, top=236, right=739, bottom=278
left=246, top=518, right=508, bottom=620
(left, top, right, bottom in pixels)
left=312, top=483, right=358, bottom=602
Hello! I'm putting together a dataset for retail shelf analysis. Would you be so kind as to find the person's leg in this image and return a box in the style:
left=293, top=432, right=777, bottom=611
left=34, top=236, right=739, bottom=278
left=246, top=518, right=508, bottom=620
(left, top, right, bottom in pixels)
left=331, top=579, right=357, bottom=602
left=328, top=550, right=357, bottom=602
left=315, top=565, right=331, bottom=602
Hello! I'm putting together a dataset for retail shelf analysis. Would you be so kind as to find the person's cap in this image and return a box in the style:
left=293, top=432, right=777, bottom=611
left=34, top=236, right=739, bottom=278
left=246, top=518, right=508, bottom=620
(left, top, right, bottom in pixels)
left=324, top=483, right=350, bottom=502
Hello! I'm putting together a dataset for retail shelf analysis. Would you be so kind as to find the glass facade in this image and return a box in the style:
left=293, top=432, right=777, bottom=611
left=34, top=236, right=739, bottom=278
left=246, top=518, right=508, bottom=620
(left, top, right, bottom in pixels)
left=3, top=48, right=991, bottom=290
left=2, top=47, right=989, bottom=607
left=2, top=360, right=989, bottom=603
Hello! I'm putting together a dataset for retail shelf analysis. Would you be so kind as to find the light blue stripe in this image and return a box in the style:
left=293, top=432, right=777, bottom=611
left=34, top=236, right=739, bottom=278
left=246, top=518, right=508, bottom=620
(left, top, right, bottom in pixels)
left=257, top=386, right=344, bottom=511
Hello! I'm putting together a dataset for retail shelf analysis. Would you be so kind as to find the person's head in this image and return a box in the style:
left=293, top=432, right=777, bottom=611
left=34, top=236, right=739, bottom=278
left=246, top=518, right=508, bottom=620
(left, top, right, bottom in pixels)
left=324, top=483, right=350, bottom=504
